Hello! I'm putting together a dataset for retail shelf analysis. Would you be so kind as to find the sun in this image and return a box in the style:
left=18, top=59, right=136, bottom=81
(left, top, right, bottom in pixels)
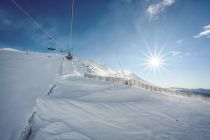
left=144, top=49, right=167, bottom=73
left=149, top=56, right=161, bottom=68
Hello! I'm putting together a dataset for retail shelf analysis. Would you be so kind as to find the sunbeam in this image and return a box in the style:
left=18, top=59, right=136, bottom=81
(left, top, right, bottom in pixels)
left=144, top=49, right=167, bottom=74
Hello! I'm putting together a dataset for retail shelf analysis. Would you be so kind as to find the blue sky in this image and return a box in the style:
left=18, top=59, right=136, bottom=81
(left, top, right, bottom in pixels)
left=0, top=0, right=210, bottom=88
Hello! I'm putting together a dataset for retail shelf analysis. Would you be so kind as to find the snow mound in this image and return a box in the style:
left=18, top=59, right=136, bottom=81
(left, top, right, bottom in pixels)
left=0, top=47, right=21, bottom=52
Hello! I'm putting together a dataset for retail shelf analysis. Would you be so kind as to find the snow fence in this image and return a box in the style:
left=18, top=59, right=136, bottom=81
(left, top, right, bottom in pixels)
left=84, top=73, right=174, bottom=94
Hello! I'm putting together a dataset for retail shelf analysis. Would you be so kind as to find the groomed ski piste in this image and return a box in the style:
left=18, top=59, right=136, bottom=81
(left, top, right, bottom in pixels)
left=0, top=48, right=210, bottom=140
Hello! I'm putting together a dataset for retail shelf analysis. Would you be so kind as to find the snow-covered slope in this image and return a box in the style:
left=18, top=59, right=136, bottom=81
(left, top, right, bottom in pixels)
left=1, top=49, right=210, bottom=140
left=0, top=49, right=123, bottom=139
left=31, top=76, right=210, bottom=140
left=0, top=50, right=62, bottom=140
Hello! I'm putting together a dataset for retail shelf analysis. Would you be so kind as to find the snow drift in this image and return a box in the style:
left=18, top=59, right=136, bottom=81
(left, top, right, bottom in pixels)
left=1, top=48, right=210, bottom=140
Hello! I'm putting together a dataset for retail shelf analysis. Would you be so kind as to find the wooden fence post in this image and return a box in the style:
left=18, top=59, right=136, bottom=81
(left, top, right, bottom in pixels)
left=84, top=74, right=167, bottom=94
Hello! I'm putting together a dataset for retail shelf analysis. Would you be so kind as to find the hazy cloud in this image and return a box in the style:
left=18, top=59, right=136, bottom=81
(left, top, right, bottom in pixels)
left=176, top=39, right=183, bottom=44
left=194, top=24, right=210, bottom=38
left=170, top=51, right=191, bottom=57
left=185, top=52, right=191, bottom=56
left=147, top=0, right=176, bottom=19
left=0, top=9, right=12, bottom=26
left=1, top=18, right=12, bottom=26
left=170, top=51, right=181, bottom=56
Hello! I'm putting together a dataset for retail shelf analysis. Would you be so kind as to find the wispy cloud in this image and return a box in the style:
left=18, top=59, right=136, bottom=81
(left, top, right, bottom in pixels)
left=185, top=52, right=191, bottom=56
left=170, top=51, right=192, bottom=58
left=170, top=51, right=181, bottom=56
left=194, top=25, right=210, bottom=38
left=147, top=0, right=176, bottom=19
left=176, top=39, right=183, bottom=44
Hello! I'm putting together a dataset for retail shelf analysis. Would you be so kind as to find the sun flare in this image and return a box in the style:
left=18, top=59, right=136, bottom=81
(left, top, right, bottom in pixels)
left=144, top=49, right=167, bottom=73
left=149, top=56, right=161, bottom=68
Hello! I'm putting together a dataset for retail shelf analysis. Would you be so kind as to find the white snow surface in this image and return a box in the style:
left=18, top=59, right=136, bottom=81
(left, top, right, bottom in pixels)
left=1, top=49, right=210, bottom=140
left=0, top=48, right=21, bottom=52
left=0, top=50, right=61, bottom=139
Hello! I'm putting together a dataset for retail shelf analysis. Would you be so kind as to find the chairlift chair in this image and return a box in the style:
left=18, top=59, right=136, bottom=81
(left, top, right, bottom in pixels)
left=66, top=50, right=73, bottom=60
left=48, top=47, right=56, bottom=50
left=47, top=37, right=56, bottom=51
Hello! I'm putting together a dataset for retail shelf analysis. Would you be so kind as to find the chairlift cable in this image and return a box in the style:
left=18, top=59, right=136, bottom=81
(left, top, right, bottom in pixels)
left=65, top=0, right=75, bottom=60
left=69, top=0, right=75, bottom=51
left=11, top=0, right=54, bottom=41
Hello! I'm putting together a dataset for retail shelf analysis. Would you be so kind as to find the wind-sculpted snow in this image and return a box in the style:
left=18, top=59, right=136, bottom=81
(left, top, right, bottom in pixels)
left=1, top=49, right=210, bottom=140
left=0, top=50, right=62, bottom=139
left=31, top=76, right=210, bottom=140
left=0, top=49, right=122, bottom=139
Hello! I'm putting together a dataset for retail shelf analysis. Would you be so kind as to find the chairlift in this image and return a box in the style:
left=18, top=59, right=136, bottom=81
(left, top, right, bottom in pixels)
left=65, top=0, right=75, bottom=61
left=66, top=49, right=73, bottom=60
left=48, top=37, right=56, bottom=51
left=48, top=47, right=56, bottom=51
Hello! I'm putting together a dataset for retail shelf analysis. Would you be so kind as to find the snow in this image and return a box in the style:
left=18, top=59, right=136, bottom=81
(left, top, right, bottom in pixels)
left=1, top=49, right=210, bottom=140
left=0, top=48, right=21, bottom=52
left=0, top=50, right=61, bottom=139
left=31, top=76, right=210, bottom=140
